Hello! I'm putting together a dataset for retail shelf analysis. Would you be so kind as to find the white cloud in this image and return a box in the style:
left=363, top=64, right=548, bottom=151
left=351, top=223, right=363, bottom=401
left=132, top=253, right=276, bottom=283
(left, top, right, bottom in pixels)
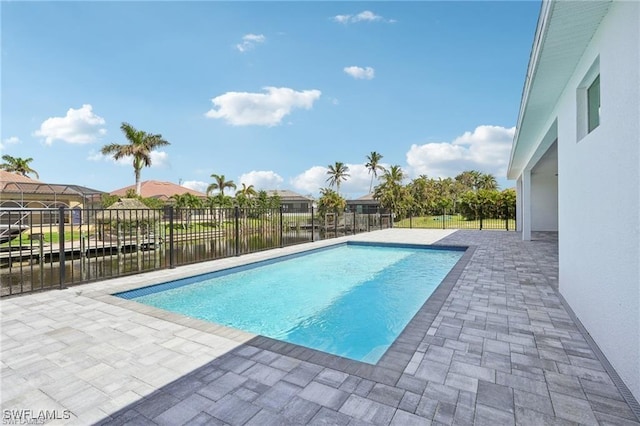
left=205, top=87, right=321, bottom=126
left=291, top=166, right=328, bottom=195
left=34, top=104, right=106, bottom=145
left=149, top=151, right=170, bottom=168
left=344, top=66, right=375, bottom=80
left=0, top=136, right=21, bottom=151
left=238, top=170, right=284, bottom=190
left=87, top=149, right=170, bottom=168
left=406, top=125, right=516, bottom=179
left=354, top=11, right=383, bottom=22
left=181, top=180, right=208, bottom=193
left=332, top=11, right=394, bottom=24
left=332, top=14, right=351, bottom=24
left=236, top=33, right=266, bottom=52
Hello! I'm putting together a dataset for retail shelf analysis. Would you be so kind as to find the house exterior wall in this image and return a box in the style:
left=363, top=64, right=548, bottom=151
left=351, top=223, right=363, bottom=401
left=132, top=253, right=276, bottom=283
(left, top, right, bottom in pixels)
left=530, top=173, right=558, bottom=231
left=552, top=2, right=639, bottom=400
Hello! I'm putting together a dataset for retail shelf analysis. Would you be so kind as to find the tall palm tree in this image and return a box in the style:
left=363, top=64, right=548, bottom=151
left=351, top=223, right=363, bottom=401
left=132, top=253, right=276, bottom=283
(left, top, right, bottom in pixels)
left=207, top=174, right=236, bottom=196
left=0, top=155, right=39, bottom=178
left=101, top=122, right=170, bottom=196
left=365, top=151, right=385, bottom=194
left=326, top=161, right=350, bottom=195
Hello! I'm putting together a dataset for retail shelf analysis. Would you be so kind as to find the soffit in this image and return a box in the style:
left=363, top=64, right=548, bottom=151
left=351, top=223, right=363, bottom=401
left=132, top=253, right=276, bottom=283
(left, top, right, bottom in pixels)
left=508, top=0, right=611, bottom=179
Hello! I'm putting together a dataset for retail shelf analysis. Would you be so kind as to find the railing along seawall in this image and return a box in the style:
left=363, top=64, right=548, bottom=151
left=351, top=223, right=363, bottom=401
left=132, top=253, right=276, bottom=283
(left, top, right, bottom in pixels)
left=0, top=206, right=392, bottom=297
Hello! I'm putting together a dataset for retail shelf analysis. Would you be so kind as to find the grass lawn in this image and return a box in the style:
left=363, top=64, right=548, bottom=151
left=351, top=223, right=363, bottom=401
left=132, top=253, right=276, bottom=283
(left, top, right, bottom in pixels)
left=395, top=215, right=516, bottom=230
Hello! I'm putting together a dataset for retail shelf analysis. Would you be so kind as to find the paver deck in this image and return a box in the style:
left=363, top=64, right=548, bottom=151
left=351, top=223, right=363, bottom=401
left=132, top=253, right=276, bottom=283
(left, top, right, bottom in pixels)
left=1, top=229, right=639, bottom=425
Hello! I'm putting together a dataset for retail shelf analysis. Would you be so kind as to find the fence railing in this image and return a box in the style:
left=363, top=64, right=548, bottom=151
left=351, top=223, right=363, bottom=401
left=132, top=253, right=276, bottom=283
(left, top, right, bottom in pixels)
left=395, top=208, right=516, bottom=231
left=1, top=207, right=392, bottom=297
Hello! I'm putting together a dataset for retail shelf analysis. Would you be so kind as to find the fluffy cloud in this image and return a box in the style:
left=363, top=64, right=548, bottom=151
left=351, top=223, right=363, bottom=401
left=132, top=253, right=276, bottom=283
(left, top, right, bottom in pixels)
left=238, top=170, right=284, bottom=190
left=344, top=66, right=375, bottom=80
left=205, top=87, right=321, bottom=126
left=34, top=104, right=106, bottom=145
left=406, top=125, right=515, bottom=179
left=0, top=136, right=21, bottom=151
left=181, top=180, right=208, bottom=194
left=291, top=166, right=328, bottom=195
left=149, top=151, right=170, bottom=168
left=332, top=11, right=395, bottom=24
left=87, top=149, right=170, bottom=168
left=236, top=33, right=266, bottom=52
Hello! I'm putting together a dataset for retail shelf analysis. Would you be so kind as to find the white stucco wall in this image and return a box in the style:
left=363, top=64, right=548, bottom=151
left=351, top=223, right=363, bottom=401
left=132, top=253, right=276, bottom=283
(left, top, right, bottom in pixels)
left=531, top=173, right=558, bottom=231
left=554, top=2, right=640, bottom=401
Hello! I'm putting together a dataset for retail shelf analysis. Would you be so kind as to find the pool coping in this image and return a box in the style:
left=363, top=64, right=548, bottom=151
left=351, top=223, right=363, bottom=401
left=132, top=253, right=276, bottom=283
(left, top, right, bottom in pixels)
left=99, top=239, right=476, bottom=386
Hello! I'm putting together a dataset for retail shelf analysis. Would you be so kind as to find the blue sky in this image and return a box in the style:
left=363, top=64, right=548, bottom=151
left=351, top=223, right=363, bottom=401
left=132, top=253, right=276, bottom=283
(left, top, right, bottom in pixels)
left=1, top=1, right=540, bottom=199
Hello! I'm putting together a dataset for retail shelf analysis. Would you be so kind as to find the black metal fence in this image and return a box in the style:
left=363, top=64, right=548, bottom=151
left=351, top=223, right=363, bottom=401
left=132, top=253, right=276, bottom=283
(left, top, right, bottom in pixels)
left=1, top=207, right=392, bottom=297
left=395, top=208, right=516, bottom=231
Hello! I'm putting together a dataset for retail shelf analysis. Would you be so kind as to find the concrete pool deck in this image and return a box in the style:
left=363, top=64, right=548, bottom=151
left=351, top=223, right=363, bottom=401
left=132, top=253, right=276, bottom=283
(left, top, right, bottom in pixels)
left=1, top=229, right=639, bottom=425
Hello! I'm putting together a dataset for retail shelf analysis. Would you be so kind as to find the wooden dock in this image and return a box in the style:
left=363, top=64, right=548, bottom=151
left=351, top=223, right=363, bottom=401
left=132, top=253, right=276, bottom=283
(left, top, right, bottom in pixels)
left=0, top=237, right=157, bottom=267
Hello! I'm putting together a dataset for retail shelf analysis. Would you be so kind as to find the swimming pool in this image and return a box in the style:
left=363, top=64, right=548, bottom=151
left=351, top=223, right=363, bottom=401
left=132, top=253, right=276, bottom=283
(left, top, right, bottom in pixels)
left=116, top=242, right=464, bottom=363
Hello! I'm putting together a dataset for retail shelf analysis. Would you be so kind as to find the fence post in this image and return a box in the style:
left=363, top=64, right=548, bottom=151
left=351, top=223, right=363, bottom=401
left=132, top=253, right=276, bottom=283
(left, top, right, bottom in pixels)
left=235, top=207, right=240, bottom=255
left=311, top=206, right=315, bottom=242
left=479, top=208, right=484, bottom=230
left=442, top=209, right=446, bottom=230
left=409, top=214, right=412, bottom=229
left=505, top=206, right=509, bottom=231
left=279, top=206, right=284, bottom=248
left=168, top=206, right=175, bottom=268
left=353, top=212, right=356, bottom=235
left=58, top=206, right=66, bottom=289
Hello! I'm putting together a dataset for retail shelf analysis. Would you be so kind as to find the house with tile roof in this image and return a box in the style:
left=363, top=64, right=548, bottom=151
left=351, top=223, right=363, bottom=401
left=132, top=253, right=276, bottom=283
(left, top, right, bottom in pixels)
left=110, top=180, right=207, bottom=201
left=507, top=0, right=639, bottom=401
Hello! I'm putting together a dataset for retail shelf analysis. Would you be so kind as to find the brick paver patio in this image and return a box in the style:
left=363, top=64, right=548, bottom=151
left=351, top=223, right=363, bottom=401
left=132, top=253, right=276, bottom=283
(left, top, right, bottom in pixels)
left=2, top=229, right=639, bottom=425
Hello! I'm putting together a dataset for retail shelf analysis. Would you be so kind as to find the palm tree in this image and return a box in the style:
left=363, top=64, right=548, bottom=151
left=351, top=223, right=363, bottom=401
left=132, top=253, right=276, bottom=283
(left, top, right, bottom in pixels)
left=235, top=183, right=257, bottom=199
left=478, top=173, right=498, bottom=191
left=235, top=183, right=258, bottom=210
left=171, top=193, right=203, bottom=229
left=207, top=174, right=236, bottom=197
left=365, top=151, right=385, bottom=194
left=374, top=165, right=409, bottom=219
left=326, top=161, right=350, bottom=195
left=317, top=188, right=347, bottom=217
left=101, top=123, right=170, bottom=196
left=171, top=193, right=203, bottom=209
left=0, top=155, right=39, bottom=178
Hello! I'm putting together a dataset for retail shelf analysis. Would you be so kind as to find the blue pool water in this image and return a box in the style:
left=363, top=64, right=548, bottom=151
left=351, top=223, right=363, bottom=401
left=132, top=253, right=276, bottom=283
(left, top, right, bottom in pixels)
left=117, top=243, right=463, bottom=363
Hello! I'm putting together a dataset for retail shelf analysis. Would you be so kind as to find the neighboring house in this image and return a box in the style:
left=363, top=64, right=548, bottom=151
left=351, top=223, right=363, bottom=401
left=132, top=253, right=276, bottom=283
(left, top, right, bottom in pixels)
left=346, top=193, right=382, bottom=214
left=508, top=0, right=639, bottom=402
left=110, top=180, right=207, bottom=201
left=264, top=190, right=314, bottom=212
left=0, top=171, right=104, bottom=209
left=0, top=170, right=105, bottom=226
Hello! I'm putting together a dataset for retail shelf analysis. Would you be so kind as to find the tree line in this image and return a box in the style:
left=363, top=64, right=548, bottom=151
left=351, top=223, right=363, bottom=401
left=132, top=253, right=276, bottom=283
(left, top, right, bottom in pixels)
left=320, top=153, right=516, bottom=222
left=2, top=123, right=515, bottom=221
